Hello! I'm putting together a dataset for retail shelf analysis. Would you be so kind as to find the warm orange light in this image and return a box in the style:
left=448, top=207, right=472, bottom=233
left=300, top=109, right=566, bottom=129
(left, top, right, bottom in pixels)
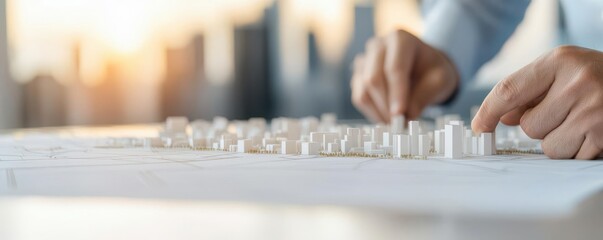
left=95, top=0, right=149, bottom=55
left=374, top=0, right=423, bottom=37
left=7, top=0, right=272, bottom=86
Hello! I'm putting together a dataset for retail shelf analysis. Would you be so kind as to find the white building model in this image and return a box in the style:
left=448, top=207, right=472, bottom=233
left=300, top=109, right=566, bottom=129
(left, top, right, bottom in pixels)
left=149, top=114, right=497, bottom=159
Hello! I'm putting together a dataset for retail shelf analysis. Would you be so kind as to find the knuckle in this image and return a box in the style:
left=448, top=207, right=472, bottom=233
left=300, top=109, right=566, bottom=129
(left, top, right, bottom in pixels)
left=519, top=118, right=542, bottom=139
left=550, top=45, right=579, bottom=60
left=388, top=29, right=409, bottom=42
left=366, top=75, right=382, bottom=87
left=564, top=78, right=584, bottom=96
left=566, top=65, right=600, bottom=94
left=577, top=65, right=598, bottom=84
left=352, top=90, right=370, bottom=107
left=541, top=139, right=566, bottom=159
left=494, top=79, right=520, bottom=103
left=549, top=45, right=586, bottom=66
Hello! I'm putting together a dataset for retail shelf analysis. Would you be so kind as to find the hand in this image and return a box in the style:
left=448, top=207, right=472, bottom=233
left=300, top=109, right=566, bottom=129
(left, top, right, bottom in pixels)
left=472, top=46, right=603, bottom=159
left=350, top=29, right=459, bottom=123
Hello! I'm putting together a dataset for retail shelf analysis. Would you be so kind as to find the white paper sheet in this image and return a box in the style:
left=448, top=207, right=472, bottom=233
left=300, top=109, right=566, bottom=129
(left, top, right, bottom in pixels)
left=1, top=126, right=603, bottom=217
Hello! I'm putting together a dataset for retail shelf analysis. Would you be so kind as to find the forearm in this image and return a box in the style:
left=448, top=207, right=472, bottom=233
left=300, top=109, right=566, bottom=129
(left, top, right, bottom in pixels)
left=421, top=0, right=531, bottom=83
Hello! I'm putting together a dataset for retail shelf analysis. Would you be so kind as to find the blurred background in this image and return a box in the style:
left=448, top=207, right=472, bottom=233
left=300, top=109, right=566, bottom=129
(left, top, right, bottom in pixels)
left=0, top=0, right=557, bottom=129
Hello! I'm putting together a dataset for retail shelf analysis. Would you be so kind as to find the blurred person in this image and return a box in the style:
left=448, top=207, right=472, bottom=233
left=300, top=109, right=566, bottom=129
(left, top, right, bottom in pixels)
left=351, top=0, right=603, bottom=159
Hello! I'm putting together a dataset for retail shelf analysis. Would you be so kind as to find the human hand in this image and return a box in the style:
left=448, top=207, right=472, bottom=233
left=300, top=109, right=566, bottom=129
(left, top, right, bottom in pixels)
left=350, top=30, right=459, bottom=123
left=472, top=46, right=603, bottom=159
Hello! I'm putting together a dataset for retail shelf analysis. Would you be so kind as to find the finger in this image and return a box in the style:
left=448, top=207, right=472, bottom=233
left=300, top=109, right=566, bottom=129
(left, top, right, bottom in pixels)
left=575, top=137, right=601, bottom=160
left=520, top=100, right=572, bottom=140
left=352, top=83, right=385, bottom=123
left=367, top=83, right=389, bottom=122
left=472, top=57, right=557, bottom=133
left=519, top=85, right=576, bottom=139
left=499, top=93, right=545, bottom=126
left=384, top=32, right=416, bottom=116
left=362, top=38, right=390, bottom=121
left=353, top=82, right=386, bottom=123
left=541, top=120, right=584, bottom=159
left=353, top=54, right=365, bottom=71
left=351, top=56, right=386, bottom=123
left=500, top=106, right=529, bottom=126
left=362, top=93, right=387, bottom=123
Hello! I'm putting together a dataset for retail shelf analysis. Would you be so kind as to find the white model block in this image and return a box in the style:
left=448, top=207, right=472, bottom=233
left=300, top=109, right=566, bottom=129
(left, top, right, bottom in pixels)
left=479, top=133, right=493, bottom=156
left=340, top=140, right=350, bottom=153
left=408, top=121, right=420, bottom=155
left=301, top=142, right=321, bottom=155
left=212, top=142, right=220, bottom=150
left=218, top=133, right=235, bottom=149
left=382, top=132, right=391, bottom=147
left=464, top=136, right=473, bottom=154
left=235, top=122, right=247, bottom=138
left=371, top=127, right=384, bottom=144
left=463, top=129, right=472, bottom=154
left=205, top=138, right=214, bottom=148
left=237, top=139, right=252, bottom=153
left=267, top=144, right=281, bottom=153
left=327, top=143, right=340, bottom=153
left=189, top=138, right=206, bottom=148
left=491, top=131, right=497, bottom=153
left=301, top=117, right=319, bottom=136
left=362, top=134, right=371, bottom=144
left=248, top=118, right=267, bottom=136
left=166, top=116, right=189, bottom=133
left=281, top=140, right=297, bottom=155
left=144, top=137, right=163, bottom=148
left=471, top=137, right=479, bottom=155
left=285, top=119, right=301, bottom=140
left=310, top=132, right=324, bottom=143
left=347, top=128, right=360, bottom=136
left=323, top=133, right=337, bottom=150
left=391, top=115, right=405, bottom=135
left=211, top=116, right=229, bottom=131
left=220, top=138, right=234, bottom=150
left=445, top=124, right=463, bottom=159
left=347, top=128, right=362, bottom=148
left=418, top=134, right=430, bottom=156
left=394, top=134, right=410, bottom=157
left=392, top=134, right=399, bottom=156
left=449, top=120, right=464, bottom=127
left=320, top=113, right=337, bottom=126
left=381, top=146, right=392, bottom=155
left=364, top=141, right=377, bottom=153
left=434, top=130, right=445, bottom=154
left=410, top=135, right=419, bottom=156
left=250, top=136, right=262, bottom=147
left=262, top=138, right=276, bottom=147
left=169, top=137, right=189, bottom=148
left=409, top=121, right=420, bottom=136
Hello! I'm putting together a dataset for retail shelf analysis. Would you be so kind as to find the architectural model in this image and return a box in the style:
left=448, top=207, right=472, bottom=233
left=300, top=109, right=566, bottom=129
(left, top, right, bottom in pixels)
left=114, top=113, right=537, bottom=160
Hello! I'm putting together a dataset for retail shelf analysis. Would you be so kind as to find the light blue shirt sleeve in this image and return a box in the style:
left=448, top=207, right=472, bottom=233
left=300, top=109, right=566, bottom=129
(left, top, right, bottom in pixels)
left=421, top=0, right=531, bottom=83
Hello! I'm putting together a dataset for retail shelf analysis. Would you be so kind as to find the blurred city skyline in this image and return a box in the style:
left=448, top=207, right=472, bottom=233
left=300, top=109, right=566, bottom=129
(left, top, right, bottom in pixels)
left=0, top=0, right=556, bottom=129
